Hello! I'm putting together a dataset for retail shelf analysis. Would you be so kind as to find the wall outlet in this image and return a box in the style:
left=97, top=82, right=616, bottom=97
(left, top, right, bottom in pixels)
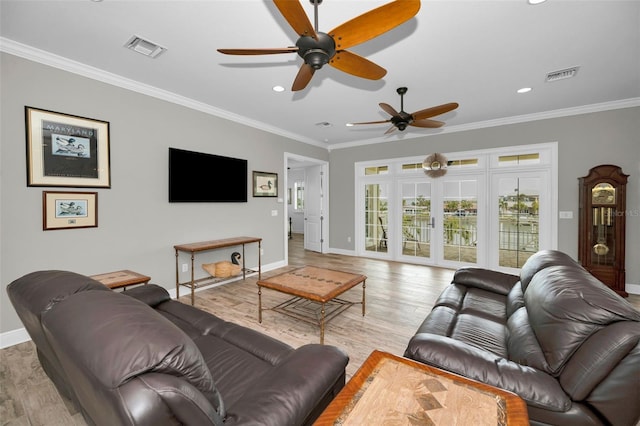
left=181, top=263, right=188, bottom=272
left=260, top=248, right=264, bottom=255
left=559, top=211, right=573, bottom=219
left=347, top=236, right=352, bottom=243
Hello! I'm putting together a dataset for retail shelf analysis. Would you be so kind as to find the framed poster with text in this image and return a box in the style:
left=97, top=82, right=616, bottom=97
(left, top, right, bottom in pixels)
left=25, top=106, right=111, bottom=188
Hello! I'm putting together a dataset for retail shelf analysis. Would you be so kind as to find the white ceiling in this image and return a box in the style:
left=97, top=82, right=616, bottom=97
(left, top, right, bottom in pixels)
left=1, top=1, right=639, bottom=149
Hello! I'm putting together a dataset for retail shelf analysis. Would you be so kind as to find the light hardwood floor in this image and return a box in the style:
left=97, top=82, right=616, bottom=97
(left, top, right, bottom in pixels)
left=2, top=234, right=639, bottom=425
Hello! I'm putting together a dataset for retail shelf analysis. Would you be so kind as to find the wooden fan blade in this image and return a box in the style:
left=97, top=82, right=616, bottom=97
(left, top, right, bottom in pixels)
left=329, top=0, right=420, bottom=50
left=384, top=125, right=398, bottom=135
left=329, top=50, right=386, bottom=80
left=217, top=47, right=299, bottom=55
left=410, top=119, right=445, bottom=128
left=291, top=63, right=315, bottom=91
left=379, top=103, right=399, bottom=117
left=411, top=103, right=459, bottom=120
left=273, top=0, right=317, bottom=38
left=347, top=119, right=391, bottom=126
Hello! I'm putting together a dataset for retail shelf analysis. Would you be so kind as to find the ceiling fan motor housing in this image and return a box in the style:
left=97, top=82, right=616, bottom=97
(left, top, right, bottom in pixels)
left=296, top=32, right=336, bottom=69
left=391, top=111, right=413, bottom=131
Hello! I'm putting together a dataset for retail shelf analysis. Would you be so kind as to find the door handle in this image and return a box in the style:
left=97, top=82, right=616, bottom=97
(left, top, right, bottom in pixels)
left=431, top=217, right=435, bottom=228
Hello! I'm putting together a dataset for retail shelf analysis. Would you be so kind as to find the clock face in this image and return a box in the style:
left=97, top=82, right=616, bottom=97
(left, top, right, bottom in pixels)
left=592, top=183, right=615, bottom=205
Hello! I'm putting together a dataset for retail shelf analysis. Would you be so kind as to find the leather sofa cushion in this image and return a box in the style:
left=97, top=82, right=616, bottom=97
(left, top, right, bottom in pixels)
left=525, top=265, right=640, bottom=375
left=507, top=307, right=550, bottom=372
left=41, top=290, right=221, bottom=411
left=506, top=281, right=525, bottom=317
left=7, top=270, right=109, bottom=355
left=6, top=270, right=111, bottom=403
left=452, top=267, right=519, bottom=295
left=416, top=285, right=509, bottom=357
left=404, top=334, right=571, bottom=412
left=519, top=249, right=577, bottom=291
left=123, top=283, right=171, bottom=307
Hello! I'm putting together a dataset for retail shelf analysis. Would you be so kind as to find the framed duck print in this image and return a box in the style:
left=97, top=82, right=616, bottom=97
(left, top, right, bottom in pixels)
left=25, top=106, right=111, bottom=188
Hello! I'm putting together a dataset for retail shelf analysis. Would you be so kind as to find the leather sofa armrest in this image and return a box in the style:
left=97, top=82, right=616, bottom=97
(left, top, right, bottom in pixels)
left=452, top=267, right=519, bottom=295
left=405, top=333, right=571, bottom=412
left=123, top=284, right=171, bottom=307
left=223, top=344, right=349, bottom=426
left=119, top=373, right=224, bottom=426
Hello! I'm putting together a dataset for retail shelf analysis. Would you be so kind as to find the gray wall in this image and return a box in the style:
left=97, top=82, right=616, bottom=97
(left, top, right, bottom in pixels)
left=328, top=108, right=640, bottom=286
left=2, top=52, right=639, bottom=338
left=0, top=53, right=328, bottom=334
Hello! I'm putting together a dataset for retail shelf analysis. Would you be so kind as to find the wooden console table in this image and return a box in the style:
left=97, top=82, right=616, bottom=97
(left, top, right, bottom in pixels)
left=174, top=236, right=262, bottom=305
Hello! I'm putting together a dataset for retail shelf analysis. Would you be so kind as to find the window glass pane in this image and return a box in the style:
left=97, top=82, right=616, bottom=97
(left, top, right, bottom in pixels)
left=294, top=181, right=304, bottom=210
left=443, top=179, right=478, bottom=263
left=364, top=183, right=388, bottom=253
left=401, top=163, right=422, bottom=171
left=365, top=166, right=389, bottom=175
left=401, top=182, right=431, bottom=258
left=447, top=158, right=478, bottom=168
left=498, top=153, right=540, bottom=166
left=498, top=177, right=540, bottom=267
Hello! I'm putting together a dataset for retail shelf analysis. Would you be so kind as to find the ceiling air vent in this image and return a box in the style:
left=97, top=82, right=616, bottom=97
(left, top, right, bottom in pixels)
left=125, top=35, right=166, bottom=58
left=545, top=66, right=579, bottom=82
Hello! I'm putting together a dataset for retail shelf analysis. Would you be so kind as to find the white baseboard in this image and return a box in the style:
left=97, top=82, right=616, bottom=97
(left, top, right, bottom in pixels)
left=626, top=283, right=640, bottom=295
left=0, top=327, right=30, bottom=349
left=327, top=247, right=357, bottom=257
left=2, top=263, right=638, bottom=350
left=1, top=260, right=286, bottom=349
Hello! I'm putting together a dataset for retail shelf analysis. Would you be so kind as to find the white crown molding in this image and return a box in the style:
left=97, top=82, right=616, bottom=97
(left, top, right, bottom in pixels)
left=2, top=37, right=638, bottom=152
left=329, top=97, right=640, bottom=150
left=0, top=37, right=325, bottom=148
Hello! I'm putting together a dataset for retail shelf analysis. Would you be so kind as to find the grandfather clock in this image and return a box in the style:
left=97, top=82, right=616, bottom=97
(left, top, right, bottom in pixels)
left=578, top=164, right=628, bottom=297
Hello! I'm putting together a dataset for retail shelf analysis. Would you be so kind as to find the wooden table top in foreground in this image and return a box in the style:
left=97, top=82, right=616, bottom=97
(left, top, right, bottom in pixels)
left=315, top=350, right=529, bottom=426
left=256, top=266, right=366, bottom=303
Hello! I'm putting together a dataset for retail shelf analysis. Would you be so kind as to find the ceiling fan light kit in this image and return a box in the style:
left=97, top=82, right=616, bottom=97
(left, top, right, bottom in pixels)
left=217, top=0, right=421, bottom=91
left=423, top=153, right=449, bottom=178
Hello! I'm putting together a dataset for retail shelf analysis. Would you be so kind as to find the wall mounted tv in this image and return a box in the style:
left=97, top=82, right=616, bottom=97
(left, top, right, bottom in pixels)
left=168, top=147, right=247, bottom=202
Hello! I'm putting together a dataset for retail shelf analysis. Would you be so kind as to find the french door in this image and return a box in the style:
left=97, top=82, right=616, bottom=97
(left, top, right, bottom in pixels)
left=362, top=174, right=483, bottom=267
left=356, top=143, right=556, bottom=271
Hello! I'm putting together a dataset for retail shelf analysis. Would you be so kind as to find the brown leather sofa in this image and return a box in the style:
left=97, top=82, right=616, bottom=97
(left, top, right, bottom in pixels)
left=404, top=250, right=640, bottom=426
left=7, top=270, right=349, bottom=425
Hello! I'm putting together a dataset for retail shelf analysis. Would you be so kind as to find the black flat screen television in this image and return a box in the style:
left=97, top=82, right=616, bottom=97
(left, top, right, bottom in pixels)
left=168, top=147, right=247, bottom=202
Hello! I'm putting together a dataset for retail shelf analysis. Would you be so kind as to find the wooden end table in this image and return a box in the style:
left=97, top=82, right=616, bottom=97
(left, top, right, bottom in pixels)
left=315, top=350, right=529, bottom=425
left=90, top=270, right=151, bottom=290
left=256, top=266, right=366, bottom=344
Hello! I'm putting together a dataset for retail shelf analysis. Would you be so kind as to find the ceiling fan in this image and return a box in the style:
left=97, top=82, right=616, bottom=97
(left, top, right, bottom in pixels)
left=217, top=0, right=420, bottom=91
left=348, top=87, right=459, bottom=135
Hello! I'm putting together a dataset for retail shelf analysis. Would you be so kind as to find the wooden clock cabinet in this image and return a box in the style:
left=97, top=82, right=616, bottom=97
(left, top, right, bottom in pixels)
left=578, top=164, right=628, bottom=297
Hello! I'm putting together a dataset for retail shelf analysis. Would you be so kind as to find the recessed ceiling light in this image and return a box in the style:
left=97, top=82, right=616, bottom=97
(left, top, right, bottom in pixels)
left=272, top=85, right=285, bottom=92
left=517, top=87, right=532, bottom=94
left=528, top=0, right=547, bottom=4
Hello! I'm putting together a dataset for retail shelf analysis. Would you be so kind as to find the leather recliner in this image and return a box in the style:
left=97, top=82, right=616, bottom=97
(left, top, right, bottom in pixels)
left=404, top=250, right=640, bottom=426
left=7, top=270, right=349, bottom=425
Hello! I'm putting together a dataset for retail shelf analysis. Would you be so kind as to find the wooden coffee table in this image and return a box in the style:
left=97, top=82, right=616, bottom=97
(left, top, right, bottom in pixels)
left=315, top=350, right=529, bottom=425
left=257, top=266, right=366, bottom=344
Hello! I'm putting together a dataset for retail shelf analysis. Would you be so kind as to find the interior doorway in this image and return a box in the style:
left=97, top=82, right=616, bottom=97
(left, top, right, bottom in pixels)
left=284, top=153, right=329, bottom=262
